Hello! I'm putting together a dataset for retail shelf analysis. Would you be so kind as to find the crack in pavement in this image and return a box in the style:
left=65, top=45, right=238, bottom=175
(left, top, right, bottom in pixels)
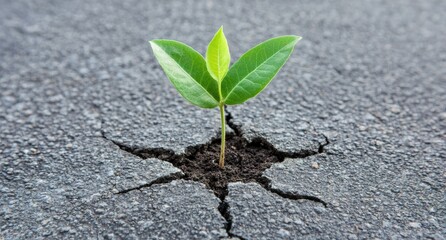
left=101, top=107, right=330, bottom=238
left=115, top=172, right=184, bottom=194
left=218, top=199, right=247, bottom=240
left=318, top=133, right=330, bottom=154
left=224, top=107, right=243, bottom=136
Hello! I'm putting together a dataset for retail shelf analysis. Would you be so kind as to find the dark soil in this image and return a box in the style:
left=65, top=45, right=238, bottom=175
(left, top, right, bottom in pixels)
left=127, top=133, right=286, bottom=199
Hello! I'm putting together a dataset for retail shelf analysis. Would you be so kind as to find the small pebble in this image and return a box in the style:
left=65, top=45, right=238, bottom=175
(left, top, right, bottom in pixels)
left=358, top=125, right=367, bottom=131
left=30, top=148, right=39, bottom=155
left=408, top=222, right=421, bottom=228
left=389, top=104, right=401, bottom=113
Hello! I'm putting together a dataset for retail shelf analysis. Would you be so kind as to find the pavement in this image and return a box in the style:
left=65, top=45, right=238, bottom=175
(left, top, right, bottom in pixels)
left=1, top=0, right=445, bottom=239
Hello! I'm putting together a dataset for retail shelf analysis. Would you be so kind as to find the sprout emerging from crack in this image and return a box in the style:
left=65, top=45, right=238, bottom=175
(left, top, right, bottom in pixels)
left=149, top=27, right=301, bottom=169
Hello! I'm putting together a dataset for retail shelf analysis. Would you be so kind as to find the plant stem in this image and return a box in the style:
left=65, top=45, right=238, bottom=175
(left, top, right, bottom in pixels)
left=219, top=103, right=226, bottom=169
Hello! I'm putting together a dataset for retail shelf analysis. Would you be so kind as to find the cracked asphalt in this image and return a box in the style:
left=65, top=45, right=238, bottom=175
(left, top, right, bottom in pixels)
left=1, top=0, right=445, bottom=239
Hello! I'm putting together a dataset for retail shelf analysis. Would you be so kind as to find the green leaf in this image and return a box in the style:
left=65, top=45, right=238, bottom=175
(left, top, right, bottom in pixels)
left=206, top=26, right=231, bottom=82
left=221, top=36, right=301, bottom=105
left=150, top=39, right=220, bottom=108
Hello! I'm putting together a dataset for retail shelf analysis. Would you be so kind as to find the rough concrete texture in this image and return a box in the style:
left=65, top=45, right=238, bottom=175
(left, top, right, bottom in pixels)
left=1, top=0, right=445, bottom=239
left=3, top=179, right=226, bottom=239
left=263, top=155, right=445, bottom=239
left=226, top=182, right=326, bottom=239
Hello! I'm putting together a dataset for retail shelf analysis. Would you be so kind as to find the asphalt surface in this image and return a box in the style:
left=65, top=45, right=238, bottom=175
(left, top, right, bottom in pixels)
left=1, top=0, right=445, bottom=239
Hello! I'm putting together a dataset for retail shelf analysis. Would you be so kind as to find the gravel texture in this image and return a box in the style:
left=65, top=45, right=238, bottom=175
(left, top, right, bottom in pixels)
left=226, top=182, right=326, bottom=239
left=1, top=0, right=445, bottom=239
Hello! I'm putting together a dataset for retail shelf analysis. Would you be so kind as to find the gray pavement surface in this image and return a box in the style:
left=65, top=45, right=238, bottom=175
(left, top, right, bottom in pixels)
left=1, top=0, right=445, bottom=239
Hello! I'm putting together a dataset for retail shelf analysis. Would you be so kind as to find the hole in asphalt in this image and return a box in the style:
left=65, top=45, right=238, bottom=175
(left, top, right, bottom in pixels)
left=106, top=110, right=328, bottom=238
left=136, top=133, right=282, bottom=199
left=113, top=131, right=327, bottom=207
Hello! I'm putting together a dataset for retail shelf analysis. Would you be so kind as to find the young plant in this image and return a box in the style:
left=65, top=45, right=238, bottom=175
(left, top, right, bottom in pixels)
left=149, top=27, right=301, bottom=169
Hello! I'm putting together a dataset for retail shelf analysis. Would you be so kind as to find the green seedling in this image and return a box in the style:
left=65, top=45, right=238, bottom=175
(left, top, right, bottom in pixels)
left=149, top=27, right=301, bottom=169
